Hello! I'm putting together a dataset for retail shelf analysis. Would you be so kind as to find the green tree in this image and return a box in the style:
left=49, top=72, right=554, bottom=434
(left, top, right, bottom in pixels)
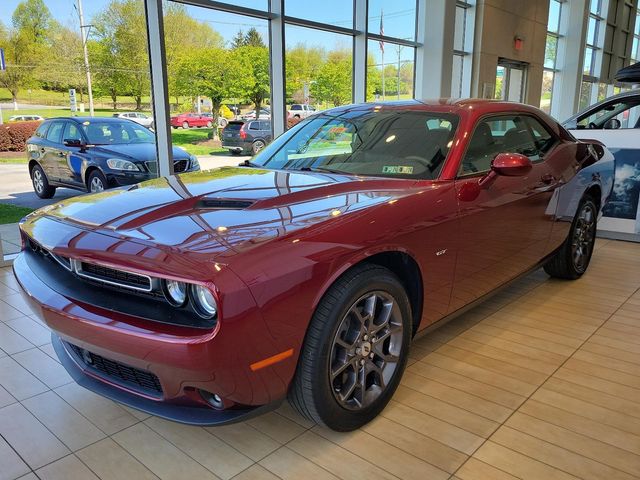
left=174, top=47, right=230, bottom=134
left=232, top=46, right=270, bottom=116
left=285, top=44, right=324, bottom=103
left=0, top=0, right=57, bottom=106
left=230, top=28, right=265, bottom=49
left=164, top=3, right=224, bottom=107
left=311, top=50, right=352, bottom=107
left=92, top=0, right=150, bottom=110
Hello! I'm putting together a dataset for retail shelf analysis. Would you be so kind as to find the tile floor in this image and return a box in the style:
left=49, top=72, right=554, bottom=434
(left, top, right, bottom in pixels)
left=0, top=239, right=639, bottom=479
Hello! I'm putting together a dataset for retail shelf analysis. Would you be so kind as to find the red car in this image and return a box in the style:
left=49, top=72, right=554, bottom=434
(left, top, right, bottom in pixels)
left=14, top=100, right=614, bottom=431
left=170, top=113, right=213, bottom=129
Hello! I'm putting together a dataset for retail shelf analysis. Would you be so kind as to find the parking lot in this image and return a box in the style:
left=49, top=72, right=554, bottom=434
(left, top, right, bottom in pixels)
left=0, top=154, right=249, bottom=209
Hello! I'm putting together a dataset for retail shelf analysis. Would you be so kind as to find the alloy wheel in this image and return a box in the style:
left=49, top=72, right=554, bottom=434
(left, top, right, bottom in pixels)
left=33, top=169, right=44, bottom=194
left=329, top=291, right=403, bottom=410
left=90, top=177, right=105, bottom=193
left=571, top=202, right=596, bottom=273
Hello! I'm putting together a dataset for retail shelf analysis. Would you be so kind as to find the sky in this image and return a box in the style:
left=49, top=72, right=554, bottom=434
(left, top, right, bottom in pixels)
left=2, top=0, right=417, bottom=50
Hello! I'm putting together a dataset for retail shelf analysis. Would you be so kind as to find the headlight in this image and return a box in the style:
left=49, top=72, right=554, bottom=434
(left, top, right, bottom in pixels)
left=107, top=158, right=141, bottom=171
left=162, top=280, right=187, bottom=307
left=191, top=285, right=218, bottom=319
left=189, top=155, right=200, bottom=170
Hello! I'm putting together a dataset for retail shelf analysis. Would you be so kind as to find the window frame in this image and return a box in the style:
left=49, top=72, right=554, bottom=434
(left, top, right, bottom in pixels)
left=456, top=112, right=560, bottom=179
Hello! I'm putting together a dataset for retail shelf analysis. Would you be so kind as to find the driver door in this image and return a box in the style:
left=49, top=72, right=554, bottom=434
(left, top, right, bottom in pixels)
left=450, top=114, right=560, bottom=312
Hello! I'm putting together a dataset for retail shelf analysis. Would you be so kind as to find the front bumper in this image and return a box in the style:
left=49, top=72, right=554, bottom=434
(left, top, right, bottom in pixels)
left=52, top=335, right=279, bottom=425
left=106, top=171, right=151, bottom=188
left=12, top=250, right=292, bottom=425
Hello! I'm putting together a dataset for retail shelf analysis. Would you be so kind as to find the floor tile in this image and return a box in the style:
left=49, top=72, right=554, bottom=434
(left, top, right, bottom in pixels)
left=0, top=403, right=70, bottom=469
left=36, top=454, right=99, bottom=480
left=113, top=423, right=218, bottom=480
left=0, top=356, right=48, bottom=400
left=12, top=348, right=72, bottom=389
left=21, top=391, right=105, bottom=451
left=0, top=436, right=30, bottom=480
left=77, top=438, right=159, bottom=480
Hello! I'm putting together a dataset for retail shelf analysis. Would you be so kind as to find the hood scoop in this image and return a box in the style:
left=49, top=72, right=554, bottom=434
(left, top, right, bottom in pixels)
left=197, top=198, right=255, bottom=210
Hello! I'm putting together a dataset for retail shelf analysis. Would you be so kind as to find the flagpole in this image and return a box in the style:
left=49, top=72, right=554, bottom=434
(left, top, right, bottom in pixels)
left=381, top=49, right=385, bottom=101
left=380, top=9, right=385, bottom=101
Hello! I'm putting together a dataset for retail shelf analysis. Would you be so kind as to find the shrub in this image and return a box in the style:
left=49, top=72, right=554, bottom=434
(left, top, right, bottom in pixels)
left=0, top=121, right=41, bottom=152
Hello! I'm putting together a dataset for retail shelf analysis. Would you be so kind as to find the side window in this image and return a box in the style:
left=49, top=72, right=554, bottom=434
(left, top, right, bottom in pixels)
left=45, top=122, right=64, bottom=143
left=460, top=115, right=540, bottom=176
left=524, top=117, right=556, bottom=155
left=249, top=121, right=260, bottom=130
left=578, top=101, right=640, bottom=129
left=63, top=123, right=83, bottom=142
left=35, top=123, right=49, bottom=138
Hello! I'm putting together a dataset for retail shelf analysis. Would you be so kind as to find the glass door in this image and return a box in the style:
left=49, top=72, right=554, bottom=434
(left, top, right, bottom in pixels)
left=495, top=59, right=528, bottom=102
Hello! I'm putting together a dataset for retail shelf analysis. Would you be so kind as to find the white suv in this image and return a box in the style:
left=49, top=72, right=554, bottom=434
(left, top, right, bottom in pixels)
left=288, top=104, right=315, bottom=119
left=113, top=112, right=154, bottom=129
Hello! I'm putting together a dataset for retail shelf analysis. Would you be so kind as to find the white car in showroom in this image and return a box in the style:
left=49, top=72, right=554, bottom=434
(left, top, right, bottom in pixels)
left=563, top=88, right=640, bottom=236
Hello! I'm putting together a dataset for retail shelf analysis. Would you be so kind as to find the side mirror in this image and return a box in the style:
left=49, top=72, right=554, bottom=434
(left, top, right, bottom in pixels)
left=603, top=118, right=621, bottom=130
left=478, top=153, right=532, bottom=188
left=492, top=152, right=533, bottom=177
left=63, top=138, right=84, bottom=148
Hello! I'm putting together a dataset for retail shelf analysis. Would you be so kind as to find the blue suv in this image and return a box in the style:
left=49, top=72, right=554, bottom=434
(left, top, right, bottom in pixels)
left=26, top=117, right=199, bottom=199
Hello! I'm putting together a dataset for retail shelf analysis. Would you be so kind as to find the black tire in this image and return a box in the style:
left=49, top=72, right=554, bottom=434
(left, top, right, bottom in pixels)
left=289, top=264, right=411, bottom=431
left=544, top=195, right=598, bottom=280
left=87, top=170, right=108, bottom=193
left=251, top=140, right=266, bottom=155
left=31, top=164, right=56, bottom=199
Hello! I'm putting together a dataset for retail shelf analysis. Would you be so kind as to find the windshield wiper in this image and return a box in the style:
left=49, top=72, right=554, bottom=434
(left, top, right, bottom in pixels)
left=298, top=166, right=349, bottom=175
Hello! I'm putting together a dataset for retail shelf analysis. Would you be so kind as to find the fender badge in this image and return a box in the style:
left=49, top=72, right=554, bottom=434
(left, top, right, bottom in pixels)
left=435, top=249, right=447, bottom=257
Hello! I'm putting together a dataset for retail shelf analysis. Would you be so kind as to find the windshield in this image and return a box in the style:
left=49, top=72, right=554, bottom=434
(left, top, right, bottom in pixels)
left=82, top=120, right=154, bottom=145
left=252, top=110, right=459, bottom=179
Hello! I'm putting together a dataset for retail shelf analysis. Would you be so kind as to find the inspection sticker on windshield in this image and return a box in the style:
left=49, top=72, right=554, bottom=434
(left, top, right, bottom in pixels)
left=382, top=166, right=414, bottom=174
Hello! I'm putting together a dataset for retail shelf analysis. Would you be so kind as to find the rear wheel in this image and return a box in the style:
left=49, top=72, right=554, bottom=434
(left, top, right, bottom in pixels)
left=251, top=140, right=265, bottom=155
left=31, top=164, right=56, bottom=199
left=182, top=121, right=189, bottom=129
left=289, top=264, right=411, bottom=431
left=87, top=170, right=108, bottom=193
left=544, top=195, right=598, bottom=279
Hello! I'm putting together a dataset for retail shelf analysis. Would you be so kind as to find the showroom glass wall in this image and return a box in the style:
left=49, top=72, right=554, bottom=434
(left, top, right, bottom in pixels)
left=579, top=0, right=607, bottom=110
left=452, top=1, right=475, bottom=99
left=541, top=0, right=563, bottom=114
left=143, top=0, right=434, bottom=175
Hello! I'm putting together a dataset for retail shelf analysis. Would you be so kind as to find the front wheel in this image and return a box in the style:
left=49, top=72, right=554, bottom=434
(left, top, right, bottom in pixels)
left=544, top=195, right=598, bottom=279
left=31, top=164, right=56, bottom=199
left=289, top=264, right=411, bottom=431
left=87, top=170, right=108, bottom=193
left=182, top=121, right=189, bottom=129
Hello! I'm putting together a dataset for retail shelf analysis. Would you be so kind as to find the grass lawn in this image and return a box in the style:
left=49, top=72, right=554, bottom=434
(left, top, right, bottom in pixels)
left=171, top=128, right=226, bottom=156
left=0, top=152, right=27, bottom=164
left=0, top=203, right=33, bottom=225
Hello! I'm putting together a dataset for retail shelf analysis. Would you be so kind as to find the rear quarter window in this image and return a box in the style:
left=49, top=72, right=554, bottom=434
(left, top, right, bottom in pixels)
left=35, top=123, right=49, bottom=138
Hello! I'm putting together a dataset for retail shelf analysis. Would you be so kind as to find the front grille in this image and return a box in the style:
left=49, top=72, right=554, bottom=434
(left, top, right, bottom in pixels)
left=78, top=262, right=152, bottom=291
left=145, top=159, right=190, bottom=174
left=173, top=159, right=189, bottom=173
left=69, top=343, right=163, bottom=396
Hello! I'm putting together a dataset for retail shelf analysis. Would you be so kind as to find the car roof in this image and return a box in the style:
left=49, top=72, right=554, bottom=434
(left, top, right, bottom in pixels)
left=44, top=116, right=129, bottom=123
left=322, top=98, right=545, bottom=117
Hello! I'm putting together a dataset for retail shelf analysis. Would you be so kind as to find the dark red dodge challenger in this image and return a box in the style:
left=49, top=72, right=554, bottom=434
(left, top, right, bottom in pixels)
left=14, top=100, right=614, bottom=431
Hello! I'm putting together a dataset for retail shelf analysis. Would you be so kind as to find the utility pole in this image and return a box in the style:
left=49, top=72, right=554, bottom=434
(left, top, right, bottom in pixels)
left=77, top=0, right=94, bottom=116
left=397, top=44, right=402, bottom=100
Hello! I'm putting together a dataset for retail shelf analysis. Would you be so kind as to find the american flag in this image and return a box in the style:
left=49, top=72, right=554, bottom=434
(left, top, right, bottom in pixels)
left=379, top=10, right=384, bottom=53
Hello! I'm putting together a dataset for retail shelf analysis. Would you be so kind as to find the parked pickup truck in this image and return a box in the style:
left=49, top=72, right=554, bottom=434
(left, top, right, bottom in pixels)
left=288, top=104, right=316, bottom=119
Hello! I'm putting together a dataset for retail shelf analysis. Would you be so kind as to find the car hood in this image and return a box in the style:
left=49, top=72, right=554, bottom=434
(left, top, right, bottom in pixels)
left=24, top=167, right=419, bottom=259
left=90, top=143, right=190, bottom=162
